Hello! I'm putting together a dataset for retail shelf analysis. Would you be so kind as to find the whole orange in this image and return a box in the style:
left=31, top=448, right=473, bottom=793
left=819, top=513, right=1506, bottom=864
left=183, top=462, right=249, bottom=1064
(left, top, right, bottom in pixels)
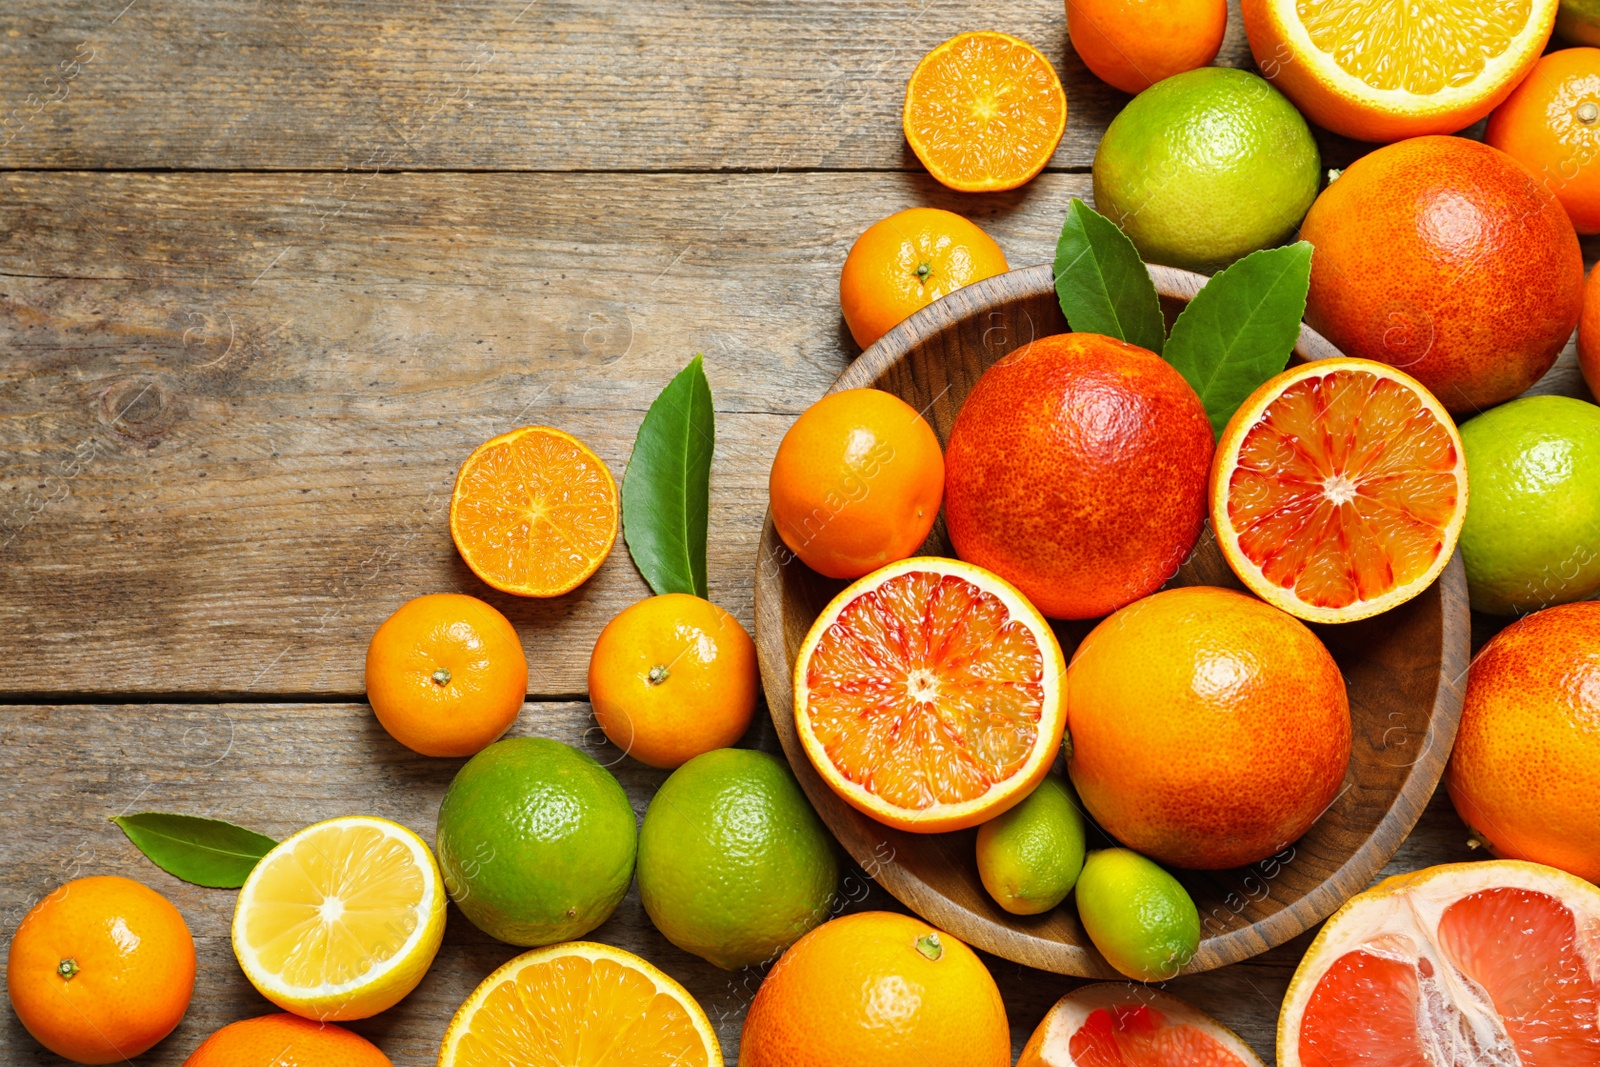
left=184, top=1014, right=392, bottom=1066
left=1487, top=47, right=1600, bottom=234
left=365, top=593, right=527, bottom=757
left=1578, top=263, right=1600, bottom=397
left=1066, top=0, right=1227, bottom=95
left=943, top=332, right=1213, bottom=620
left=1301, top=135, right=1584, bottom=414
left=839, top=208, right=1008, bottom=350
left=1065, top=586, right=1351, bottom=870
left=769, top=388, right=944, bottom=580
left=7, top=876, right=195, bottom=1065
left=739, top=911, right=1010, bottom=1067
left=1445, top=601, right=1600, bottom=883
left=588, top=593, right=757, bottom=768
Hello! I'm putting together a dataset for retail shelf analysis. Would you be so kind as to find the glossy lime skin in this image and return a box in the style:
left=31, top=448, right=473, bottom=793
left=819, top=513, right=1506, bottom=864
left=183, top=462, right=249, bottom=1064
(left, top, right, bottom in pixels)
left=1075, top=848, right=1200, bottom=982
left=976, top=775, right=1087, bottom=915
left=1558, top=0, right=1600, bottom=45
left=637, top=749, right=838, bottom=970
left=1092, top=67, right=1320, bottom=274
left=435, top=736, right=637, bottom=947
left=1459, top=396, right=1600, bottom=615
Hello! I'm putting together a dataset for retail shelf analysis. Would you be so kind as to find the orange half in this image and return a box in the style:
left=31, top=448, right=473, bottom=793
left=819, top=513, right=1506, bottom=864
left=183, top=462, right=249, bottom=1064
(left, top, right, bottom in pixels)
left=449, top=426, right=619, bottom=597
left=1279, top=860, right=1600, bottom=1067
left=903, top=31, right=1067, bottom=193
left=1211, top=358, right=1467, bottom=624
left=793, top=556, right=1067, bottom=833
left=1020, top=984, right=1265, bottom=1067
left=438, top=942, right=722, bottom=1067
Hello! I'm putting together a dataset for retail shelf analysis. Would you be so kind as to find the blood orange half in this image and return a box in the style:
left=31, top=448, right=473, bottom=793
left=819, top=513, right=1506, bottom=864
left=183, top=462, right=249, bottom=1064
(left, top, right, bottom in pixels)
left=1019, top=984, right=1265, bottom=1067
left=1279, top=860, right=1600, bottom=1067
left=793, top=556, right=1066, bottom=833
left=1211, top=357, right=1467, bottom=624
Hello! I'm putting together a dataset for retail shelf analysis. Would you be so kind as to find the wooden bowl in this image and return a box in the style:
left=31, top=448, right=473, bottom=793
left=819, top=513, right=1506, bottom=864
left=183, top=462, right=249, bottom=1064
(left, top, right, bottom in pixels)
left=753, top=263, right=1471, bottom=977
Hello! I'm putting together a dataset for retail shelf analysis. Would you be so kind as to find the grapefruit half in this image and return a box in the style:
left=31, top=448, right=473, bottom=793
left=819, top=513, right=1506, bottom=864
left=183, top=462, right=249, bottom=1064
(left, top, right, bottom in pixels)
left=1019, top=983, right=1265, bottom=1067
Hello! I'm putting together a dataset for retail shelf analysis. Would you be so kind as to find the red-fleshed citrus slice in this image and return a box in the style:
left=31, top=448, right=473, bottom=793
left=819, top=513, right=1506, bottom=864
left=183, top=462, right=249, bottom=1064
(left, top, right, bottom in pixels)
left=1278, top=860, right=1600, bottom=1067
left=1019, top=984, right=1265, bottom=1067
left=1211, top=357, right=1467, bottom=624
left=793, top=555, right=1066, bottom=833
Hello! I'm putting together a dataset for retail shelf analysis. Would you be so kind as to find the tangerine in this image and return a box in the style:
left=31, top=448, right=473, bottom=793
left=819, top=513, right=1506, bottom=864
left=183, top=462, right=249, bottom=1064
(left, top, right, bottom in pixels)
left=183, top=1014, right=392, bottom=1066
left=1066, top=0, right=1227, bottom=95
left=1487, top=47, right=1600, bottom=234
left=1578, top=263, right=1600, bottom=398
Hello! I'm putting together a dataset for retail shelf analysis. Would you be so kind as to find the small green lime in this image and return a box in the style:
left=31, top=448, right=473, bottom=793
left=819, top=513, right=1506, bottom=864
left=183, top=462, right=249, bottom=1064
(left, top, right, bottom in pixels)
left=1092, top=67, right=1321, bottom=274
left=976, top=775, right=1086, bottom=915
left=1558, top=0, right=1600, bottom=45
left=435, top=736, right=637, bottom=947
left=1075, top=848, right=1199, bottom=982
left=1459, top=396, right=1600, bottom=615
left=637, top=749, right=838, bottom=970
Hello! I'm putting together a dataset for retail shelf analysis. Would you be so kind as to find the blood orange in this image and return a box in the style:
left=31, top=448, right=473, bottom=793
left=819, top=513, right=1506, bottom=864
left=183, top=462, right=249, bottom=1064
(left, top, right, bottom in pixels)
left=1019, top=984, right=1264, bottom=1067
left=792, top=556, right=1067, bottom=833
left=1211, top=357, right=1467, bottom=624
left=1278, top=860, right=1600, bottom=1067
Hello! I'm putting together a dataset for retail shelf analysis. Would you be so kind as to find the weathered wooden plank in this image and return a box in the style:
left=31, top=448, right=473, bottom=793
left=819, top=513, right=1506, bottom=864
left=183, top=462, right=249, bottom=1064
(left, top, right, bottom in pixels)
left=0, top=702, right=1480, bottom=1064
left=0, top=0, right=1373, bottom=172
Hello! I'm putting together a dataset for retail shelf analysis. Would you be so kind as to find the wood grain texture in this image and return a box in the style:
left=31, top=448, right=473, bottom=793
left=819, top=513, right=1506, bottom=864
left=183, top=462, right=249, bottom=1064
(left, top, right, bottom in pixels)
left=0, top=702, right=1482, bottom=1065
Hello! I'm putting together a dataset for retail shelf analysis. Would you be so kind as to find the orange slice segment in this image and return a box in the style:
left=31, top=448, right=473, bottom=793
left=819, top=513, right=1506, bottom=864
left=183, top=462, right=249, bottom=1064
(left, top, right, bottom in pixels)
left=449, top=425, right=619, bottom=597
left=438, top=941, right=723, bottom=1067
left=903, top=31, right=1067, bottom=193
left=1279, top=860, right=1600, bottom=1067
left=1210, top=358, right=1467, bottom=624
left=793, top=555, right=1066, bottom=833
left=1020, top=984, right=1265, bottom=1067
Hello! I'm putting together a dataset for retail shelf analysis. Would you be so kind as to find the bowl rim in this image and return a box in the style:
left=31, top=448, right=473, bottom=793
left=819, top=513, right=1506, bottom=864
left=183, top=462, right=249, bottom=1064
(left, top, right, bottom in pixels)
left=752, top=261, right=1471, bottom=976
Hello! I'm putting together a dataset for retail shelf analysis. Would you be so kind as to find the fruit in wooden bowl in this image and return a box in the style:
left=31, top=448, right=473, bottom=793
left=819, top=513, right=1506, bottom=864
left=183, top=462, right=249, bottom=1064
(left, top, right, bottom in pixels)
left=753, top=263, right=1469, bottom=977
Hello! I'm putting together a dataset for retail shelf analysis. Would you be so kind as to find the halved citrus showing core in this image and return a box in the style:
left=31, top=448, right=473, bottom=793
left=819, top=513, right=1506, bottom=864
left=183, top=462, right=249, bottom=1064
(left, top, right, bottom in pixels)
left=232, top=816, right=446, bottom=1021
left=1211, top=357, right=1467, bottom=624
left=1019, top=983, right=1265, bottom=1067
left=793, top=555, right=1067, bottom=833
left=903, top=31, right=1067, bottom=193
left=1240, top=0, right=1558, bottom=142
left=438, top=941, right=722, bottom=1067
left=1279, top=860, right=1600, bottom=1067
left=449, top=425, right=619, bottom=597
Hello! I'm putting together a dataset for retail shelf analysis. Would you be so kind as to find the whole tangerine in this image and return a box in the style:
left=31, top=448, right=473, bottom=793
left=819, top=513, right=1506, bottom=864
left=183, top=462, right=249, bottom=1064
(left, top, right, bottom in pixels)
left=840, top=207, right=1009, bottom=350
left=943, top=332, right=1213, bottom=620
left=1578, top=264, right=1600, bottom=397
left=739, top=911, right=1010, bottom=1067
left=1446, top=601, right=1600, bottom=883
left=769, top=388, right=944, bottom=580
left=7, top=876, right=195, bottom=1065
left=365, top=593, right=527, bottom=757
left=1066, top=0, right=1228, bottom=95
left=1487, top=47, right=1600, bottom=234
left=1300, top=136, right=1584, bottom=414
left=184, top=1014, right=392, bottom=1066
left=1065, top=586, right=1351, bottom=870
left=588, top=593, right=758, bottom=769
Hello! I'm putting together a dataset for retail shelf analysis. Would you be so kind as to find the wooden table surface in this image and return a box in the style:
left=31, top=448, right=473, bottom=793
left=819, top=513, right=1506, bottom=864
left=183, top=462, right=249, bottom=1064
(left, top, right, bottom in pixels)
left=1, top=2, right=1594, bottom=1064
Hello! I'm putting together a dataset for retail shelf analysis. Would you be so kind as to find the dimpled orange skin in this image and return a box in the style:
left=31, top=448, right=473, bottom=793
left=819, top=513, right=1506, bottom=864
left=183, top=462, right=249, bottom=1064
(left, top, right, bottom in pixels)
left=1066, top=0, right=1227, bottom=95
left=1065, top=587, right=1351, bottom=870
left=739, top=911, right=1010, bottom=1067
left=184, top=1014, right=393, bottom=1067
left=1301, top=136, right=1584, bottom=414
left=7, top=876, right=195, bottom=1065
left=840, top=208, right=1009, bottom=350
left=1445, top=601, right=1600, bottom=884
left=943, top=333, right=1213, bottom=620
left=588, top=593, right=758, bottom=769
left=769, top=388, right=945, bottom=580
left=365, top=593, right=528, bottom=758
left=1486, top=48, right=1600, bottom=234
left=1578, top=265, right=1600, bottom=398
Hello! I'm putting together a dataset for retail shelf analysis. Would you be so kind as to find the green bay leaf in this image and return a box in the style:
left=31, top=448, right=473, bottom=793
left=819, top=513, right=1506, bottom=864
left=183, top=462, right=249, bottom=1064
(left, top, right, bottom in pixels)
left=1053, top=198, right=1166, bottom=354
left=111, top=812, right=277, bottom=888
left=1164, top=242, right=1314, bottom=437
left=621, top=354, right=714, bottom=597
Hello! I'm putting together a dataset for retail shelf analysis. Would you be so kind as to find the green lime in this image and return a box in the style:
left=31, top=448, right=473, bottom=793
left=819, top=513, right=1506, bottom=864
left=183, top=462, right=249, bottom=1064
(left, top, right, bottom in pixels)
left=637, top=749, right=838, bottom=970
left=1558, top=0, right=1600, bottom=45
left=1459, top=396, right=1600, bottom=616
left=976, top=775, right=1086, bottom=915
left=435, top=736, right=636, bottom=946
left=1092, top=67, right=1321, bottom=274
left=1074, top=848, right=1199, bottom=982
